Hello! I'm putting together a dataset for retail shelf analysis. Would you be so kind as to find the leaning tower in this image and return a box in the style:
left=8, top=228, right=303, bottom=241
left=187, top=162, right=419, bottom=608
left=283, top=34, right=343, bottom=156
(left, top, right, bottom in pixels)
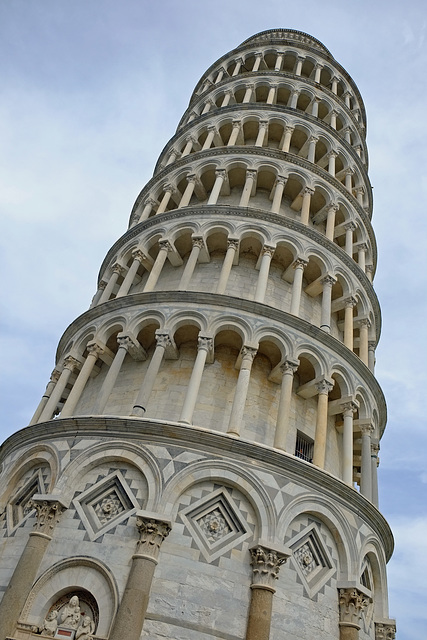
left=0, top=29, right=396, bottom=640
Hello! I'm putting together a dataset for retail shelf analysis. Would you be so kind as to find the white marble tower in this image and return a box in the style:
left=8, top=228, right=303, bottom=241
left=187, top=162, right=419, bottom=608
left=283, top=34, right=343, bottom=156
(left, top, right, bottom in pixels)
left=0, top=29, right=396, bottom=640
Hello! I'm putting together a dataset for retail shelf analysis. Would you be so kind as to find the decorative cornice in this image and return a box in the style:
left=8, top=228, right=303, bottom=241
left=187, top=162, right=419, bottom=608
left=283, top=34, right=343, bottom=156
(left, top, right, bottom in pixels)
left=53, top=290, right=386, bottom=431
left=0, top=415, right=394, bottom=561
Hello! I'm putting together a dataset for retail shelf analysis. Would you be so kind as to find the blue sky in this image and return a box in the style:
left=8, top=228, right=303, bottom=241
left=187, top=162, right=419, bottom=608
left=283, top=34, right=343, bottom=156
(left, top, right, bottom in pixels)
left=0, top=1, right=426, bottom=637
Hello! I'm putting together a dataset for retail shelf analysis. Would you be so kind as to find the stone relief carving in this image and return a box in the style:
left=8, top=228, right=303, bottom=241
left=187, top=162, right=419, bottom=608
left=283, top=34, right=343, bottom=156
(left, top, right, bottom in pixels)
left=60, top=595, right=81, bottom=629
left=76, top=615, right=95, bottom=639
left=39, top=610, right=58, bottom=637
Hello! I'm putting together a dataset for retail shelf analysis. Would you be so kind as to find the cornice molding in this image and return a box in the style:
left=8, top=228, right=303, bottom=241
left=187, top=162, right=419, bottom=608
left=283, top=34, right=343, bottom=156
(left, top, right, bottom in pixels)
left=0, top=415, right=393, bottom=561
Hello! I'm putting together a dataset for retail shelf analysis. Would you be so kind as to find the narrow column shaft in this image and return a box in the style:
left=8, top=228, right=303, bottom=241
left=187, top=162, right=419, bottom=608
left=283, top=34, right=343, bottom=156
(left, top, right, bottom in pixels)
left=331, top=77, right=339, bottom=94
left=255, top=121, right=268, bottom=147
left=345, top=223, right=355, bottom=256
left=215, top=67, right=225, bottom=83
left=216, top=239, right=238, bottom=294
left=252, top=53, right=262, bottom=71
left=221, top=90, right=233, bottom=107
left=312, top=380, right=334, bottom=468
left=201, top=99, right=213, bottom=115
left=314, top=63, right=323, bottom=83
left=356, top=187, right=364, bottom=205
left=166, top=149, right=178, bottom=165
left=360, top=425, right=373, bottom=499
left=179, top=174, right=197, bottom=207
left=227, top=347, right=257, bottom=436
left=359, top=320, right=370, bottom=366
left=345, top=169, right=353, bottom=192
left=328, top=151, right=337, bottom=176
left=366, top=264, right=374, bottom=282
left=179, top=337, right=212, bottom=424
left=371, top=443, right=379, bottom=507
left=207, top=169, right=226, bottom=204
left=274, top=361, right=298, bottom=450
left=178, top=237, right=203, bottom=290
left=239, top=169, right=257, bottom=207
left=232, top=58, right=243, bottom=75
left=39, top=357, right=80, bottom=422
left=254, top=246, right=274, bottom=303
left=368, top=341, right=376, bottom=373
left=243, top=83, right=254, bottom=103
left=326, top=204, right=338, bottom=241
left=132, top=334, right=172, bottom=416
left=116, top=250, right=145, bottom=298
left=342, top=403, right=357, bottom=486
left=61, top=343, right=103, bottom=418
left=95, top=338, right=130, bottom=414
left=0, top=499, right=65, bottom=640
left=358, top=243, right=367, bottom=271
left=99, top=264, right=123, bottom=304
left=228, top=121, right=241, bottom=146
left=274, top=52, right=283, bottom=70
left=290, top=89, right=300, bottom=108
left=290, top=258, right=307, bottom=316
left=330, top=110, right=338, bottom=129
left=181, top=136, right=195, bottom=157
left=281, top=126, right=294, bottom=152
left=311, top=97, right=320, bottom=117
left=271, top=176, right=286, bottom=213
left=320, top=275, right=336, bottom=332
left=300, top=187, right=314, bottom=225
left=143, top=241, right=171, bottom=293
left=344, top=298, right=356, bottom=350
left=202, top=126, right=216, bottom=150
left=138, top=197, right=157, bottom=222
left=156, top=186, right=173, bottom=214
left=295, top=56, right=304, bottom=75
left=90, top=280, right=107, bottom=307
left=307, top=136, right=318, bottom=162
left=109, top=515, right=171, bottom=640
left=266, top=85, right=276, bottom=104
left=29, top=370, right=60, bottom=425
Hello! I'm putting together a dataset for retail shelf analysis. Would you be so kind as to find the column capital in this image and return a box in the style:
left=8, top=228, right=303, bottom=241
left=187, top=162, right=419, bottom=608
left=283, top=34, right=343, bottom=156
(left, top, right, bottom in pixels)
left=112, top=263, right=125, bottom=276
left=344, top=296, right=357, bottom=308
left=63, top=355, right=82, bottom=371
left=308, top=135, right=319, bottom=144
left=302, top=186, right=315, bottom=196
left=284, top=124, right=295, bottom=134
left=371, top=441, right=380, bottom=457
left=280, top=359, right=299, bottom=375
left=327, top=149, right=338, bottom=158
left=328, top=202, right=340, bottom=212
left=258, top=119, right=269, bottom=129
left=162, top=182, right=174, bottom=194
left=144, top=196, right=159, bottom=207
left=293, top=257, right=308, bottom=269
left=316, top=379, right=334, bottom=395
left=361, top=423, right=374, bottom=436
left=345, top=166, right=355, bottom=175
left=132, top=248, right=148, bottom=263
left=261, top=244, right=275, bottom=258
left=241, top=345, right=258, bottom=362
left=358, top=318, right=371, bottom=328
left=250, top=544, right=290, bottom=591
left=344, top=221, right=357, bottom=231
left=246, top=168, right=258, bottom=179
left=185, top=172, right=197, bottom=184
left=321, top=274, right=337, bottom=287
left=375, top=621, right=396, bottom=640
left=355, top=185, right=365, bottom=195
left=341, top=401, right=358, bottom=417
left=191, top=236, right=204, bottom=249
left=135, top=511, right=172, bottom=561
left=368, top=340, right=376, bottom=351
left=50, top=369, right=61, bottom=383
left=227, top=238, right=239, bottom=250
left=197, top=335, right=214, bottom=354
left=366, top=264, right=374, bottom=274
left=158, top=239, right=173, bottom=252
left=207, top=124, right=218, bottom=133
left=215, top=168, right=227, bottom=178
left=231, top=119, right=241, bottom=129
left=28, top=495, right=67, bottom=537
left=86, top=342, right=104, bottom=358
left=275, top=174, right=287, bottom=186
left=338, top=587, right=371, bottom=629
left=292, top=87, right=301, bottom=96
left=98, top=279, right=108, bottom=290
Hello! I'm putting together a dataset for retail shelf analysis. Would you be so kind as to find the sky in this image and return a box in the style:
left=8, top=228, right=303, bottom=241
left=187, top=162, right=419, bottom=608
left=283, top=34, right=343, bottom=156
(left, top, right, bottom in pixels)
left=0, top=1, right=426, bottom=637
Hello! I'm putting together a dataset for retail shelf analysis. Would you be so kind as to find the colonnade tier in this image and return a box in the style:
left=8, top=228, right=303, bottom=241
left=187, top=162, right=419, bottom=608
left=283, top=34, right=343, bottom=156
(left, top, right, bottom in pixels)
left=154, top=105, right=368, bottom=186
left=188, top=29, right=366, bottom=131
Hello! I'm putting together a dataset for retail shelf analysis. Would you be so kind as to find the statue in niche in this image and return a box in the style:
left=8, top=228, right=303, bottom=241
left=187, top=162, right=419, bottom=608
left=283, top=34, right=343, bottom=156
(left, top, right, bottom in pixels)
left=60, top=595, right=81, bottom=629
left=39, top=609, right=58, bottom=636
left=76, top=615, right=95, bottom=639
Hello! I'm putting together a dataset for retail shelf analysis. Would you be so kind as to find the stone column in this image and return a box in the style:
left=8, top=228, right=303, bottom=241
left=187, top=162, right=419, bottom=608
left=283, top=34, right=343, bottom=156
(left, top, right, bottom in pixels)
left=60, top=343, right=104, bottom=418
left=312, top=379, right=334, bottom=468
left=371, top=442, right=380, bottom=508
left=254, top=245, right=275, bottom=303
left=342, top=402, right=358, bottom=486
left=344, top=297, right=357, bottom=350
left=221, top=90, right=233, bottom=107
left=201, top=99, right=214, bottom=115
left=343, top=91, right=351, bottom=107
left=360, top=424, right=374, bottom=499
left=330, top=110, right=338, bottom=130
left=179, top=336, right=213, bottom=424
left=358, top=319, right=370, bottom=366
left=156, top=184, right=174, bottom=214
left=109, top=513, right=171, bottom=640
left=266, top=84, right=277, bottom=104
left=245, top=544, right=289, bottom=640
left=181, top=137, right=195, bottom=157
left=320, top=275, right=337, bottom=333
left=178, top=174, right=197, bottom=207
left=166, top=149, right=179, bottom=166
left=290, top=258, right=308, bottom=316
left=326, top=204, right=338, bottom=241
left=274, top=360, right=299, bottom=450
left=311, top=96, right=320, bottom=117
left=94, top=336, right=133, bottom=414
left=143, top=240, right=171, bottom=293
left=355, top=186, right=364, bottom=206
left=239, top=169, right=257, bottom=207
left=295, top=56, right=304, bottom=75
left=290, top=89, right=301, bottom=109
left=228, top=120, right=242, bottom=146
left=99, top=263, right=124, bottom=304
left=207, top=169, right=227, bottom=204
left=242, top=83, right=255, bottom=103
left=314, top=63, right=323, bottom=83
left=116, top=249, right=147, bottom=298
left=274, top=51, right=284, bottom=71
left=255, top=120, right=268, bottom=147
left=38, top=356, right=81, bottom=422
left=374, top=621, right=396, bottom=640
left=368, top=341, right=376, bottom=373
left=131, top=333, right=176, bottom=416
left=178, top=237, right=204, bottom=290
left=138, top=197, right=158, bottom=222
left=201, top=125, right=217, bottom=151
left=232, top=57, right=243, bottom=76
left=216, top=239, right=239, bottom=294
left=270, top=176, right=287, bottom=213
left=90, top=280, right=107, bottom=307
left=357, top=243, right=367, bottom=271
left=307, top=135, right=318, bottom=162
left=345, top=169, right=354, bottom=192
left=215, top=67, right=225, bottom=83
left=252, top=52, right=263, bottom=71
left=227, top=346, right=257, bottom=436
left=338, top=587, right=370, bottom=640
left=300, top=187, right=314, bottom=225
left=29, top=369, right=61, bottom=425
left=281, top=126, right=294, bottom=152
left=345, top=222, right=356, bottom=257
left=366, top=264, right=374, bottom=282
left=328, top=150, right=338, bottom=176
left=331, top=77, right=339, bottom=94
left=0, top=496, right=66, bottom=640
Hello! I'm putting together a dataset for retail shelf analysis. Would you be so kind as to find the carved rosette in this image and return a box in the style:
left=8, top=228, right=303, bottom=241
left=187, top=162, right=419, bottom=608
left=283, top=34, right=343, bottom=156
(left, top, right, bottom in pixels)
left=28, top=498, right=65, bottom=536
left=338, top=587, right=371, bottom=629
left=250, top=545, right=289, bottom=591
left=135, top=516, right=172, bottom=560
left=375, top=622, right=396, bottom=640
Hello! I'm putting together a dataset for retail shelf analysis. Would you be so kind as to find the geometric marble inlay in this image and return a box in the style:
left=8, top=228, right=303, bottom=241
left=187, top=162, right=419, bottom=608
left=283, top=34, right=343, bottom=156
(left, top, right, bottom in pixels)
left=7, top=468, right=46, bottom=534
left=180, top=488, right=250, bottom=562
left=73, top=471, right=139, bottom=541
left=288, top=523, right=335, bottom=598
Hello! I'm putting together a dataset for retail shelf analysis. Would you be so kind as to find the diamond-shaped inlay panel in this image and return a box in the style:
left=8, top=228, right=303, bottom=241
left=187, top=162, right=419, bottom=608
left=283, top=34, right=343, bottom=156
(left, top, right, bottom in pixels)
left=73, top=471, right=139, bottom=540
left=6, top=466, right=50, bottom=535
left=180, top=487, right=250, bottom=562
left=288, top=523, right=336, bottom=598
